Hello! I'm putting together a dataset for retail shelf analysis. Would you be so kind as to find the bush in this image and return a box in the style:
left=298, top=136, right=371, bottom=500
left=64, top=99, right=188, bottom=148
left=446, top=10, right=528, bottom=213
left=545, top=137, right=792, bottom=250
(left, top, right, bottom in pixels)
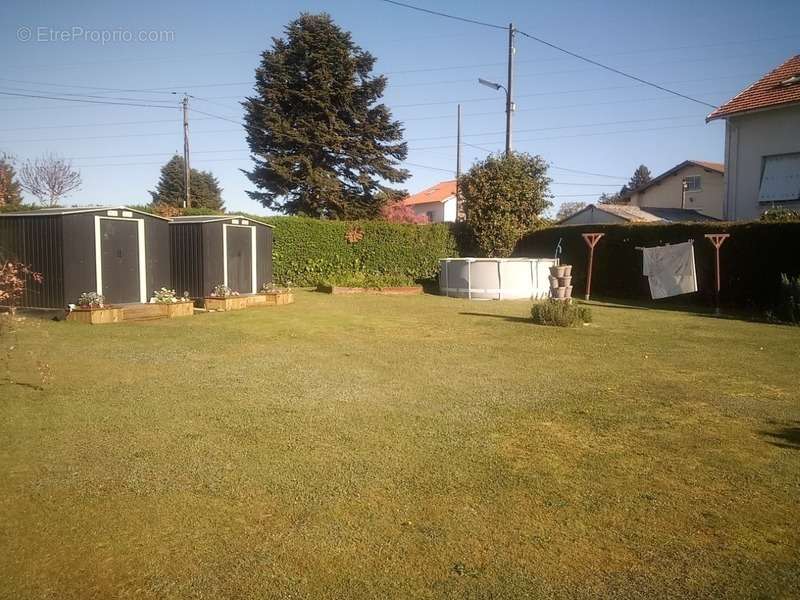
left=530, top=300, right=592, bottom=327
left=319, top=272, right=415, bottom=288
left=774, top=273, right=800, bottom=324
left=240, top=216, right=459, bottom=286
left=760, top=208, right=800, bottom=222
left=515, top=222, right=800, bottom=311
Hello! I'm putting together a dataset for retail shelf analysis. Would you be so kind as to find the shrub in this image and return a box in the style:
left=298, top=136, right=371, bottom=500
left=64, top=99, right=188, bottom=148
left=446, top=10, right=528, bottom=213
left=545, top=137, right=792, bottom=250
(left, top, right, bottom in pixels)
left=760, top=208, right=800, bottom=222
left=530, top=300, right=592, bottom=327
left=210, top=284, right=239, bottom=298
left=76, top=291, right=104, bottom=308
left=0, top=260, right=43, bottom=314
left=774, top=273, right=800, bottom=324
left=319, top=272, right=415, bottom=288
left=515, top=222, right=800, bottom=311
left=240, top=216, right=459, bottom=286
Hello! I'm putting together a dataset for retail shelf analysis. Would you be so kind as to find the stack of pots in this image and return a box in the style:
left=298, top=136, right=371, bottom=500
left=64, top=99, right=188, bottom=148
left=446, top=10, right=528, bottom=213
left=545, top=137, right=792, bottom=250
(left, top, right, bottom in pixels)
left=549, top=264, right=573, bottom=301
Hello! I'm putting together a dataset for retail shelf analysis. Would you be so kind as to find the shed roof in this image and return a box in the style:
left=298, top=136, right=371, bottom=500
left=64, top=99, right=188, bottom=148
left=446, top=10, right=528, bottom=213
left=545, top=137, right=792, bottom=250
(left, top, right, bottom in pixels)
left=0, top=206, right=170, bottom=220
left=706, top=54, right=800, bottom=121
left=559, top=203, right=719, bottom=225
left=402, top=180, right=457, bottom=206
left=170, top=215, right=274, bottom=228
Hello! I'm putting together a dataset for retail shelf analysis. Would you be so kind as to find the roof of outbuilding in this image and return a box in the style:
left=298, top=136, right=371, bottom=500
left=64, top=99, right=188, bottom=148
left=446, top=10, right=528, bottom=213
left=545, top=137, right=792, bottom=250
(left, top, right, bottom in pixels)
left=402, top=180, right=457, bottom=206
left=559, top=203, right=720, bottom=225
left=170, top=215, right=274, bottom=227
left=706, top=54, right=800, bottom=121
left=0, top=206, right=171, bottom=220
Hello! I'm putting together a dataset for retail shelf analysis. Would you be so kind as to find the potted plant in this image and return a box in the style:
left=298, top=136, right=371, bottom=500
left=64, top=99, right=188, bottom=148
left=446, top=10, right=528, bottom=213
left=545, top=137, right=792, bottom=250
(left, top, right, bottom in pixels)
left=258, top=281, right=295, bottom=306
left=150, top=287, right=194, bottom=318
left=67, top=292, right=123, bottom=324
left=204, top=284, right=247, bottom=311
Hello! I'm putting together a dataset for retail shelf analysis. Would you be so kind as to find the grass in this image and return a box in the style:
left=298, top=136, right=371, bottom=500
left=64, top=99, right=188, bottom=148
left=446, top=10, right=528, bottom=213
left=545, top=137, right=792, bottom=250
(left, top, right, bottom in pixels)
left=1, top=291, right=799, bottom=599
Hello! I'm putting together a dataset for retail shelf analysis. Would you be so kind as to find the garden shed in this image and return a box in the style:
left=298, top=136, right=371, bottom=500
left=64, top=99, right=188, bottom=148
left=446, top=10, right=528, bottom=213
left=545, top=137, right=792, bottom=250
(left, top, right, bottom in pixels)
left=169, top=215, right=274, bottom=298
left=0, top=206, right=171, bottom=308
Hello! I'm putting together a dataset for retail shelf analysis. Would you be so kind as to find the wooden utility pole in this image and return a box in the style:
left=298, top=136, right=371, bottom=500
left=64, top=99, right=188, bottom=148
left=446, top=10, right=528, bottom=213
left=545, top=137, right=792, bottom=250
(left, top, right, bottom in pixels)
left=505, top=22, right=515, bottom=156
left=182, top=94, right=191, bottom=209
left=456, top=103, right=462, bottom=221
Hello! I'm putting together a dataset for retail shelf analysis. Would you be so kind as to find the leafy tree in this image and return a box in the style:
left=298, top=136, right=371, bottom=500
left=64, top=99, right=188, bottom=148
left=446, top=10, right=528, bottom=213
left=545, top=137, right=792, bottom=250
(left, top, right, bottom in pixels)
left=243, top=13, right=408, bottom=219
left=556, top=201, right=587, bottom=221
left=149, top=155, right=225, bottom=211
left=0, top=154, right=23, bottom=210
left=19, top=153, right=81, bottom=207
left=460, top=152, right=552, bottom=258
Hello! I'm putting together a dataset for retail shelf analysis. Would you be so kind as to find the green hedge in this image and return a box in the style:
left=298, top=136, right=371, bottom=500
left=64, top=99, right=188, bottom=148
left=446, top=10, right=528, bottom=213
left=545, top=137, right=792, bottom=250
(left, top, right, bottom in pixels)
left=247, top=216, right=459, bottom=286
left=514, top=222, right=800, bottom=311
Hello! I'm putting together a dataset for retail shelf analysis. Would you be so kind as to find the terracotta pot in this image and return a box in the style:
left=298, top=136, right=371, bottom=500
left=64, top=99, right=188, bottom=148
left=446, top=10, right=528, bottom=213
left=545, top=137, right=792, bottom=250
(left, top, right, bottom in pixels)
left=550, top=265, right=567, bottom=278
left=561, top=265, right=572, bottom=277
left=559, top=276, right=572, bottom=287
left=549, top=276, right=559, bottom=289
left=565, top=285, right=573, bottom=298
left=552, top=286, right=567, bottom=299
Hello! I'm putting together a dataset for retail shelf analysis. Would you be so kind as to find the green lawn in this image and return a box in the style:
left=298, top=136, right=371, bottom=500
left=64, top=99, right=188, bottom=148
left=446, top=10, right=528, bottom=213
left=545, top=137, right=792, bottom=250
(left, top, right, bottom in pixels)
left=1, top=292, right=799, bottom=599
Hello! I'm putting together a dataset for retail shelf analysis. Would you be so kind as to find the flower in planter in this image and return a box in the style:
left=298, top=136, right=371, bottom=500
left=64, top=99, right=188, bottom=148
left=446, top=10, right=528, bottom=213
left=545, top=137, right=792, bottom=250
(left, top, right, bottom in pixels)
left=210, top=284, right=240, bottom=298
left=77, top=291, right=105, bottom=308
left=260, top=282, right=291, bottom=295
left=151, top=287, right=189, bottom=304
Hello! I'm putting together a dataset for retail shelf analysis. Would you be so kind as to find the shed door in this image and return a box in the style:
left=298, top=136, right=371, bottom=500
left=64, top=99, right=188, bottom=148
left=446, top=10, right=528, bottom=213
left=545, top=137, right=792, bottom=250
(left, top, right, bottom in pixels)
left=100, top=219, right=140, bottom=304
left=226, top=226, right=252, bottom=294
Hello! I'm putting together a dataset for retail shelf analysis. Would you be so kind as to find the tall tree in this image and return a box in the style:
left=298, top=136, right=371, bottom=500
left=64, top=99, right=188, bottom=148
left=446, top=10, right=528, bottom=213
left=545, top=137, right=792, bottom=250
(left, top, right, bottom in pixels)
left=149, top=155, right=225, bottom=211
left=0, top=154, right=23, bottom=210
left=243, top=13, right=408, bottom=219
left=556, top=201, right=587, bottom=221
left=460, top=152, right=552, bottom=258
left=19, top=153, right=81, bottom=207
left=627, top=164, right=652, bottom=191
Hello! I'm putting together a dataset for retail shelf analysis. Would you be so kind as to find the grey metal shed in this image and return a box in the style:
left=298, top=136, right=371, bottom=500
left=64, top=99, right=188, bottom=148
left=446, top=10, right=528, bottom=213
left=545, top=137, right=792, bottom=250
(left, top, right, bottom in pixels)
left=0, top=206, right=171, bottom=308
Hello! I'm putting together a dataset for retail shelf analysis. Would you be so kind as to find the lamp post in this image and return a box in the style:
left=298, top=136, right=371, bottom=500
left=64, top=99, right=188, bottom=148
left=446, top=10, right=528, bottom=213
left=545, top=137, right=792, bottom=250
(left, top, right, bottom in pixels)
left=478, top=76, right=514, bottom=156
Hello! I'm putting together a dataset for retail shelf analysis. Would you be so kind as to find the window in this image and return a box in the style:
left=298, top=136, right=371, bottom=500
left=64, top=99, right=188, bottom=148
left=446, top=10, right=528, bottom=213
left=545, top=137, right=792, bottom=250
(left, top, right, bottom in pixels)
left=426, top=211, right=434, bottom=222
left=683, top=175, right=701, bottom=192
left=759, top=153, right=800, bottom=202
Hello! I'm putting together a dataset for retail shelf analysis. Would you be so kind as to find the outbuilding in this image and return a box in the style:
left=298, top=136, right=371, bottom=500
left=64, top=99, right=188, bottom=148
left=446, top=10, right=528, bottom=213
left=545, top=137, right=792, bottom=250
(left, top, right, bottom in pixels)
left=0, top=206, right=171, bottom=308
left=169, top=215, right=274, bottom=299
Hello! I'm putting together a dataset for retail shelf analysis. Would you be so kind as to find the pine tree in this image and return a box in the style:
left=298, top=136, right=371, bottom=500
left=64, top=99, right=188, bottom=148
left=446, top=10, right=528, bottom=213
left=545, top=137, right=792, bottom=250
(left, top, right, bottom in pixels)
left=149, top=155, right=224, bottom=211
left=243, top=13, right=408, bottom=219
left=627, top=164, right=652, bottom=191
left=0, top=156, right=23, bottom=210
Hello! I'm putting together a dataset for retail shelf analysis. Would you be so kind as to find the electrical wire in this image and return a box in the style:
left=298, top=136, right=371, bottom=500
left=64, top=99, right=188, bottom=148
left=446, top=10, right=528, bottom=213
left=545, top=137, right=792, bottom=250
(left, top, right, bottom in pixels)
left=0, top=90, right=179, bottom=109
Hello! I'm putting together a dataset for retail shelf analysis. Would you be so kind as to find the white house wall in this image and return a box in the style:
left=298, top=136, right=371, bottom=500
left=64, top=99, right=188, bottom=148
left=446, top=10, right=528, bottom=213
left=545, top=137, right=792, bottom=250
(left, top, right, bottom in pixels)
left=724, top=105, right=800, bottom=220
left=442, top=197, right=457, bottom=222
left=409, top=197, right=457, bottom=223
left=628, top=165, right=725, bottom=219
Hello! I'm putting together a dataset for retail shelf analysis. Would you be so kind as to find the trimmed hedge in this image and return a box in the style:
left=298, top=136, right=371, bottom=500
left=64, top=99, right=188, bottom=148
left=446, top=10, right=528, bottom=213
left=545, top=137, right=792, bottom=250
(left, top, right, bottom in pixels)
left=248, top=216, right=459, bottom=286
left=514, top=222, right=800, bottom=311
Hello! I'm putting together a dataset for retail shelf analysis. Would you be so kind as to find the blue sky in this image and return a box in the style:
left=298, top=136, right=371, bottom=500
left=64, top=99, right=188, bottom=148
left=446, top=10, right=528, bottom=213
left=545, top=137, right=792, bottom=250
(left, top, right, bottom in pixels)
left=1, top=0, right=798, bottom=215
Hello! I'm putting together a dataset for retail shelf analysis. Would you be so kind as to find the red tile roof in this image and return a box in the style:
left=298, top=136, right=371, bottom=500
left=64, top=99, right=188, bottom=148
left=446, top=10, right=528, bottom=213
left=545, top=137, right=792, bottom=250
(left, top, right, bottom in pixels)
left=707, top=55, right=800, bottom=121
left=402, top=180, right=457, bottom=206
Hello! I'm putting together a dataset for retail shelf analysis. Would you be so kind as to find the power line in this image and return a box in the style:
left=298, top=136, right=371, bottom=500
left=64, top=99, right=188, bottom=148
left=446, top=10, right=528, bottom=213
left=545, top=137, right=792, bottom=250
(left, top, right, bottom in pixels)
left=0, top=90, right=179, bottom=110
left=377, top=0, right=721, bottom=109
left=3, top=127, right=240, bottom=144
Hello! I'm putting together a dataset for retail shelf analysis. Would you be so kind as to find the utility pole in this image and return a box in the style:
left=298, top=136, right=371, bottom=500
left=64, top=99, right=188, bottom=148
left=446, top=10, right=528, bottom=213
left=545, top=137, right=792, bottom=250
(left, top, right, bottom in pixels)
left=182, top=94, right=191, bottom=209
left=456, top=103, right=462, bottom=221
left=505, top=22, right=515, bottom=156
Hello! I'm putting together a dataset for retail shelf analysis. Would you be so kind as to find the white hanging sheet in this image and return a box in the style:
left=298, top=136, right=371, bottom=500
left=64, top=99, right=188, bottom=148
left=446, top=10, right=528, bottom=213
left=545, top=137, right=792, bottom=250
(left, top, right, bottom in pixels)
left=640, top=241, right=697, bottom=299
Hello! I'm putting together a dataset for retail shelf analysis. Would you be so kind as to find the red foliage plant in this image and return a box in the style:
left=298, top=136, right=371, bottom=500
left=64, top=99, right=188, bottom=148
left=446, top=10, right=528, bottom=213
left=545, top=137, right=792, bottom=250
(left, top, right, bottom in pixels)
left=380, top=200, right=428, bottom=224
left=0, top=260, right=43, bottom=314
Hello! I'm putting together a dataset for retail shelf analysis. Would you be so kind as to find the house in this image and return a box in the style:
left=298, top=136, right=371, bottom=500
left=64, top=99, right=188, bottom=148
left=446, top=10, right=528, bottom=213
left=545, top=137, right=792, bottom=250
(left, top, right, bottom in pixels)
left=402, top=180, right=457, bottom=223
left=706, top=54, right=800, bottom=220
left=558, top=203, right=719, bottom=226
left=620, top=160, right=725, bottom=219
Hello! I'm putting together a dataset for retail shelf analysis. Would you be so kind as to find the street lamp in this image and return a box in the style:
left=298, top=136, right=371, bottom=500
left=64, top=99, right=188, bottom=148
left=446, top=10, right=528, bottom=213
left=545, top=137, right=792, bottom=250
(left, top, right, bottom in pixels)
left=478, top=77, right=514, bottom=155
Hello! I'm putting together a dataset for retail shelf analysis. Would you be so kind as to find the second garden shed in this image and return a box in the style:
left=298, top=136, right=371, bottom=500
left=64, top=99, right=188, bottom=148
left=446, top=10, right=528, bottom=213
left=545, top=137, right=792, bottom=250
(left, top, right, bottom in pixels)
left=169, top=215, right=274, bottom=299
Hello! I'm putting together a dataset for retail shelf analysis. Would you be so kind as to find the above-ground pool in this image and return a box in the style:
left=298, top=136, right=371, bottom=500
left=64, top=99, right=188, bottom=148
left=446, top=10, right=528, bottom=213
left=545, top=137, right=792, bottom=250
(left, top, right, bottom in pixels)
left=439, top=257, right=558, bottom=300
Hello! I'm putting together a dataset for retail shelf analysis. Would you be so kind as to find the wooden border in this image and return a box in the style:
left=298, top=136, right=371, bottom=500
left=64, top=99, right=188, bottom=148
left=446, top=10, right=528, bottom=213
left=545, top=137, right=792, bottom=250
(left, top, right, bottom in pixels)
left=66, top=307, right=123, bottom=324
left=316, top=285, right=423, bottom=296
left=203, top=296, right=248, bottom=311
left=159, top=302, right=194, bottom=318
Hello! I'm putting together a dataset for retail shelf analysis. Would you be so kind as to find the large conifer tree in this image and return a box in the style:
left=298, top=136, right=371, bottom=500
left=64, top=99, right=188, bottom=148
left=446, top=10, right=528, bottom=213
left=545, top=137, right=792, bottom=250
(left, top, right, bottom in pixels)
left=0, top=155, right=23, bottom=210
left=243, top=13, right=408, bottom=219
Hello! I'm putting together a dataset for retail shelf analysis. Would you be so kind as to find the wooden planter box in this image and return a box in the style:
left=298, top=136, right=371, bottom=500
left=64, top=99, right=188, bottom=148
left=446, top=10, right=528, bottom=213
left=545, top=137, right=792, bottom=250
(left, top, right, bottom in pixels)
left=317, top=285, right=422, bottom=296
left=204, top=296, right=248, bottom=311
left=158, top=301, right=194, bottom=318
left=260, top=291, right=294, bottom=305
left=67, top=306, right=123, bottom=324
left=243, top=294, right=267, bottom=307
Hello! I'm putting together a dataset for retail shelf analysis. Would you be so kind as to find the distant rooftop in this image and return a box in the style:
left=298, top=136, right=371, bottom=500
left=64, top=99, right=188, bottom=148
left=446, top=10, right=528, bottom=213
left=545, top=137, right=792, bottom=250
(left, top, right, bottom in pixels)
left=402, top=180, right=457, bottom=206
left=560, top=203, right=720, bottom=225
